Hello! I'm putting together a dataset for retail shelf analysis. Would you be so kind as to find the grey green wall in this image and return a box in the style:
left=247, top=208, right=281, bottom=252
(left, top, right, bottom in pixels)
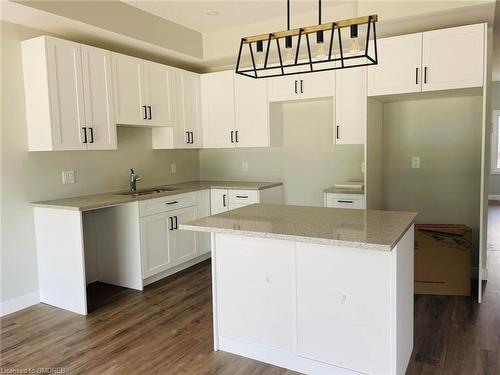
left=199, top=100, right=364, bottom=207
left=489, top=81, right=500, bottom=196
left=1, top=21, right=200, bottom=303
left=382, top=95, right=483, bottom=259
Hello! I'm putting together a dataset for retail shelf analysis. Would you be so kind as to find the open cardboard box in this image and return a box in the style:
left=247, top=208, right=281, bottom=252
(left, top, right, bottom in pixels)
left=414, top=224, right=471, bottom=296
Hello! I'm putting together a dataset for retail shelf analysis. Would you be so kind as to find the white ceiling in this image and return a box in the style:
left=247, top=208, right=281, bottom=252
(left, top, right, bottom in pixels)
left=123, top=0, right=354, bottom=33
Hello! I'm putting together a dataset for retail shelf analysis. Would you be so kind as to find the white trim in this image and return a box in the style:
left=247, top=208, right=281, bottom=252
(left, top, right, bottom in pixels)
left=218, top=336, right=364, bottom=375
left=472, top=267, right=488, bottom=280
left=488, top=194, right=500, bottom=201
left=1, top=291, right=40, bottom=317
left=491, top=110, right=500, bottom=174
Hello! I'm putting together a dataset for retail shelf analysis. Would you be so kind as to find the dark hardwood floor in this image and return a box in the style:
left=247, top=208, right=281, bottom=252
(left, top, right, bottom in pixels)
left=2, top=207, right=500, bottom=374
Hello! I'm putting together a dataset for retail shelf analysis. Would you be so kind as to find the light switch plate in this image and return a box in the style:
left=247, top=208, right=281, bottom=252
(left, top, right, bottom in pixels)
left=241, top=162, right=249, bottom=172
left=62, top=170, right=75, bottom=184
left=171, top=163, right=177, bottom=173
left=412, top=156, right=420, bottom=169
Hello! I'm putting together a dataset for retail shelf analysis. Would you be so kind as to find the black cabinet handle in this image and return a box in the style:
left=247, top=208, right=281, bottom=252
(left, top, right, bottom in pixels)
left=235, top=130, right=239, bottom=143
left=82, top=127, right=87, bottom=143
left=300, top=79, right=303, bottom=93
left=89, top=127, right=94, bottom=143
left=230, top=131, right=234, bottom=143
left=190, top=132, right=194, bottom=144
left=147, top=106, right=152, bottom=120
left=174, top=216, right=178, bottom=229
left=416, top=68, right=419, bottom=84
left=338, top=200, right=354, bottom=204
left=186, top=131, right=190, bottom=144
left=142, top=105, right=147, bottom=120
left=424, top=67, right=428, bottom=84
left=236, top=195, right=249, bottom=198
left=223, top=194, right=227, bottom=207
left=336, top=125, right=340, bottom=140
left=166, top=201, right=178, bottom=205
left=169, top=217, right=174, bottom=230
left=294, top=80, right=298, bottom=94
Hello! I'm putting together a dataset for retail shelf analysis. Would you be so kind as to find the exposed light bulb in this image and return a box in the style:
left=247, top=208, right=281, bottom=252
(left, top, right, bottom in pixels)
left=315, top=31, right=326, bottom=61
left=350, top=38, right=360, bottom=54
left=285, top=47, right=294, bottom=64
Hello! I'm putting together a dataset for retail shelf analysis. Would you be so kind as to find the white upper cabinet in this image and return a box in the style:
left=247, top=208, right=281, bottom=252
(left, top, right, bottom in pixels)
left=268, top=68, right=334, bottom=102
left=179, top=71, right=202, bottom=148
left=335, top=67, right=367, bottom=145
left=368, top=23, right=485, bottom=96
left=234, top=73, right=270, bottom=148
left=201, top=71, right=236, bottom=148
left=299, top=68, right=335, bottom=100
left=143, top=61, right=177, bottom=127
left=22, top=36, right=115, bottom=151
left=111, top=53, right=146, bottom=126
left=422, top=23, right=485, bottom=92
left=111, top=53, right=178, bottom=127
left=368, top=33, right=423, bottom=96
left=81, top=45, right=117, bottom=150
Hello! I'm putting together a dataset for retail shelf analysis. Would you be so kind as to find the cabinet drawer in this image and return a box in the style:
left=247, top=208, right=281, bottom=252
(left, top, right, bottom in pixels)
left=325, top=193, right=365, bottom=210
left=228, top=190, right=259, bottom=205
left=139, top=192, right=197, bottom=217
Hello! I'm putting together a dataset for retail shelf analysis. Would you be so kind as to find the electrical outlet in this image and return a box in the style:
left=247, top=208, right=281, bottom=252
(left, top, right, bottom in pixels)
left=241, top=162, right=249, bottom=172
left=412, top=156, right=420, bottom=169
left=171, top=163, right=177, bottom=173
left=62, top=170, right=75, bottom=184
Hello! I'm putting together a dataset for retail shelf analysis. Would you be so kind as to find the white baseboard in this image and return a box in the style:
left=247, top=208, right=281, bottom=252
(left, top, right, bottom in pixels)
left=488, top=194, right=500, bottom=201
left=472, top=267, right=488, bottom=280
left=219, top=336, right=364, bottom=375
left=1, top=291, right=40, bottom=317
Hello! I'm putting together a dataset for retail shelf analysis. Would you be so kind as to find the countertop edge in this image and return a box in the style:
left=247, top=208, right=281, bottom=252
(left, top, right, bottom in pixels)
left=30, top=181, right=284, bottom=211
left=179, top=223, right=395, bottom=252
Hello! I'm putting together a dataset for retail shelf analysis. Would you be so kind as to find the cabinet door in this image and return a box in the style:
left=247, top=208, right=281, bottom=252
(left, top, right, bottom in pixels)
left=45, top=37, right=86, bottom=150
left=111, top=53, right=147, bottom=126
left=179, top=71, right=202, bottom=148
left=268, top=75, right=300, bottom=102
left=173, top=207, right=198, bottom=264
left=81, top=45, right=117, bottom=150
left=210, top=189, right=229, bottom=215
left=234, top=73, right=269, bottom=147
left=201, top=71, right=235, bottom=148
left=195, top=190, right=211, bottom=255
left=422, top=24, right=484, bottom=92
left=368, top=33, right=423, bottom=96
left=299, top=69, right=335, bottom=100
left=143, top=61, right=177, bottom=127
left=335, top=67, right=367, bottom=145
left=140, top=212, right=175, bottom=278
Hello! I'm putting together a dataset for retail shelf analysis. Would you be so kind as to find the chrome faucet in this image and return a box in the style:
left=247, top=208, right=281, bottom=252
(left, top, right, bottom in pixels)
left=130, top=169, right=141, bottom=192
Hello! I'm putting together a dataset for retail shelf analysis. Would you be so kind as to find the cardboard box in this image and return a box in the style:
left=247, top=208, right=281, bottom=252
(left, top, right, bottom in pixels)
left=414, top=224, right=471, bottom=296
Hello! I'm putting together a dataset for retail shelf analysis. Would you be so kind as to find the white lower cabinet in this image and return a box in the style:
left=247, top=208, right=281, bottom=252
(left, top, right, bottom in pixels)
left=139, top=190, right=211, bottom=280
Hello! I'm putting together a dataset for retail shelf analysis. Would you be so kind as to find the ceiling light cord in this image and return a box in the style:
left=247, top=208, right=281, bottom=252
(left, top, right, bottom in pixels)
left=287, top=0, right=290, bottom=30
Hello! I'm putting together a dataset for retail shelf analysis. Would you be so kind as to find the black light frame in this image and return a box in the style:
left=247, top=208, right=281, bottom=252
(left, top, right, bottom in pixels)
left=235, top=15, right=378, bottom=79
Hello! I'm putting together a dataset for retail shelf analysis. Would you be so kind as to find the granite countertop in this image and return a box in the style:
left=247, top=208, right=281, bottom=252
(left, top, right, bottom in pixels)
left=180, top=204, right=417, bottom=252
left=31, top=180, right=283, bottom=211
left=324, top=187, right=365, bottom=195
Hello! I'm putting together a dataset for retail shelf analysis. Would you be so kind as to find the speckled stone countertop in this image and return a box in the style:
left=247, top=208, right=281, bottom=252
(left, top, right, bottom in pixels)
left=181, top=204, right=417, bottom=252
left=31, top=180, right=283, bottom=212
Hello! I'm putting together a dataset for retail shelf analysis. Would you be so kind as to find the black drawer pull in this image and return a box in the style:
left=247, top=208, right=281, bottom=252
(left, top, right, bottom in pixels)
left=337, top=200, right=354, bottom=204
left=147, top=105, right=152, bottom=120
left=222, top=194, right=227, bottom=207
left=142, top=105, right=147, bottom=120
left=169, top=217, right=174, bottom=230
left=174, top=216, right=178, bottom=229
left=89, top=127, right=94, bottom=143
left=166, top=201, right=178, bottom=205
left=82, top=127, right=87, bottom=143
left=236, top=195, right=249, bottom=198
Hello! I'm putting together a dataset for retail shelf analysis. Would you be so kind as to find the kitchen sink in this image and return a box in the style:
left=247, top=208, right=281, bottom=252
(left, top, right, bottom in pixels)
left=118, top=188, right=178, bottom=197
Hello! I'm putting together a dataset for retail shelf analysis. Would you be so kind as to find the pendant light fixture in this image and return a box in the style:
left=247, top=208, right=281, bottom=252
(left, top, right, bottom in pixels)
left=236, top=0, right=378, bottom=79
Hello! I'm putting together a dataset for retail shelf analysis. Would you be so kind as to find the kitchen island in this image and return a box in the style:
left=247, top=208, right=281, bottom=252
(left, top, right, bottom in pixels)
left=181, top=204, right=417, bottom=375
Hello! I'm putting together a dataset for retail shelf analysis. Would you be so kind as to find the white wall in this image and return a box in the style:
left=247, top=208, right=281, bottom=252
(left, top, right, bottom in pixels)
left=0, top=21, right=200, bottom=306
